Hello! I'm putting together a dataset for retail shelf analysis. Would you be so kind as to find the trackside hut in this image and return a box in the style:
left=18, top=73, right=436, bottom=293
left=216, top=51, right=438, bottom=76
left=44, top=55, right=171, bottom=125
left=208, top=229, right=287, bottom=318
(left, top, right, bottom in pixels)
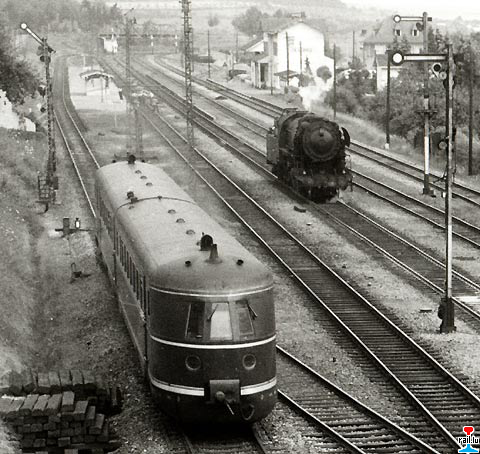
left=246, top=20, right=333, bottom=90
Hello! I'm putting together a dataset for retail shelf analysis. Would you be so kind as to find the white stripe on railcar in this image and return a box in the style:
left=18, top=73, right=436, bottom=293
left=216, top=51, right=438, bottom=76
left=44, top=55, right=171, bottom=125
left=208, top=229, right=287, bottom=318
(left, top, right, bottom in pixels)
left=149, top=374, right=277, bottom=397
left=150, top=286, right=273, bottom=298
left=150, top=334, right=276, bottom=349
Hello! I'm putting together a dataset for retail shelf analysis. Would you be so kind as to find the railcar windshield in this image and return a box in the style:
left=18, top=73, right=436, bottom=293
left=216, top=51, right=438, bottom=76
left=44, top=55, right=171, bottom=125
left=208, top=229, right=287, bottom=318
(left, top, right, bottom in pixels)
left=208, top=303, right=232, bottom=340
left=236, top=300, right=254, bottom=338
left=186, top=302, right=204, bottom=339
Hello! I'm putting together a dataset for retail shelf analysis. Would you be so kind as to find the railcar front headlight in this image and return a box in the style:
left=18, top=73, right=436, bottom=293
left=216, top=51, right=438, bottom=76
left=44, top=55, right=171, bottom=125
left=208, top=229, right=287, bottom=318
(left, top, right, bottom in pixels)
left=242, top=354, right=256, bottom=370
left=185, top=355, right=201, bottom=371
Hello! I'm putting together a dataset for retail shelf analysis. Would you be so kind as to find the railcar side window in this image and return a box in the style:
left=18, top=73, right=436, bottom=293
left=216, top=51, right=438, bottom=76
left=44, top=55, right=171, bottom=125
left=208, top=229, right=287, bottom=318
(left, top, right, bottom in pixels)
left=236, top=301, right=254, bottom=337
left=186, top=302, right=204, bottom=339
left=208, top=303, right=232, bottom=340
left=139, top=278, right=144, bottom=305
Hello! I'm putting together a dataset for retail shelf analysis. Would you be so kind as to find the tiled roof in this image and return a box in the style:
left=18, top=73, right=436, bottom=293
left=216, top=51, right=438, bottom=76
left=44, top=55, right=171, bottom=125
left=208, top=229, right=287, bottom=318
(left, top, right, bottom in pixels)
left=364, top=15, right=424, bottom=45
left=241, top=36, right=263, bottom=52
left=261, top=18, right=322, bottom=35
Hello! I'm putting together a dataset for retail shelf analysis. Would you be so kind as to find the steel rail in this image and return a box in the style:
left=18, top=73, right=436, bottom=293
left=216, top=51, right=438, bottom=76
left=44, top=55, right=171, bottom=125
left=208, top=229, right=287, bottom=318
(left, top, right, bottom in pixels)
left=118, top=55, right=480, bottom=325
left=135, top=98, right=468, bottom=451
left=277, top=346, right=439, bottom=453
left=352, top=170, right=480, bottom=249
left=105, top=56, right=480, bottom=449
left=53, top=57, right=99, bottom=217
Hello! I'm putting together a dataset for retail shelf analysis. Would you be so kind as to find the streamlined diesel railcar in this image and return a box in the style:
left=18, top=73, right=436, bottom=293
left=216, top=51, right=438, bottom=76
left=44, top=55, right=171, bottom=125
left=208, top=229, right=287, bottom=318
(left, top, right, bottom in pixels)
left=95, top=158, right=276, bottom=424
left=267, top=109, right=352, bottom=202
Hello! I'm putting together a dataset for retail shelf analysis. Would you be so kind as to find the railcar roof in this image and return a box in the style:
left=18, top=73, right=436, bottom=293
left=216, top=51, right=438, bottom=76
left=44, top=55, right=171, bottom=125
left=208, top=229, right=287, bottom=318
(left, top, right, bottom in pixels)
left=96, top=161, right=272, bottom=295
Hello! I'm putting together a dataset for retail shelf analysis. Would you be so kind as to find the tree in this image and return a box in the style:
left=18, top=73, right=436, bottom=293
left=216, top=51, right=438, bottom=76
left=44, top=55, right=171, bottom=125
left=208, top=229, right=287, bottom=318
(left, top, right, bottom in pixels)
left=208, top=14, right=219, bottom=27
left=232, top=7, right=267, bottom=37
left=142, top=20, right=158, bottom=36
left=316, top=65, right=332, bottom=83
left=0, top=21, right=38, bottom=104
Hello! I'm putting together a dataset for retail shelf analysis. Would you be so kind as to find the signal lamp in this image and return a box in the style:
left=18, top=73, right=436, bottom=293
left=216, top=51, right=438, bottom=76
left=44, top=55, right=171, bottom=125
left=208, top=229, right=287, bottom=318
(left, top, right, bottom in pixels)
left=20, top=23, right=28, bottom=30
left=391, top=52, right=404, bottom=65
left=438, top=140, right=447, bottom=151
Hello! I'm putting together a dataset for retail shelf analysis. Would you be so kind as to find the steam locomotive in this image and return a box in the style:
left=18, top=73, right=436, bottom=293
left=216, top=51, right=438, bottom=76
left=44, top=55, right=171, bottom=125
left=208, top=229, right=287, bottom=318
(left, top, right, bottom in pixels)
left=266, top=109, right=352, bottom=202
left=95, top=159, right=276, bottom=424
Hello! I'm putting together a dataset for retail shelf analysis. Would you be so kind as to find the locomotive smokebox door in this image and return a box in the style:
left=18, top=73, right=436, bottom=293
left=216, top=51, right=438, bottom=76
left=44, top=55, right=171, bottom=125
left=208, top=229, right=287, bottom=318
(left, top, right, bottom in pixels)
left=209, top=379, right=240, bottom=404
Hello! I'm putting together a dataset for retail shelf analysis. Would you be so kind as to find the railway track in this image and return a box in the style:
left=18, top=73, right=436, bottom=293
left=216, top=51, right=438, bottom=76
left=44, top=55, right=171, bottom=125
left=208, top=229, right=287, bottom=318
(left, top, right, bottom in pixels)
left=349, top=141, right=480, bottom=209
left=352, top=170, right=480, bottom=249
left=276, top=347, right=439, bottom=453
left=56, top=55, right=402, bottom=454
left=109, top=55, right=480, bottom=326
left=154, top=57, right=480, bottom=213
left=141, top=58, right=480, bottom=251
left=152, top=57, right=283, bottom=119
left=132, top=56, right=270, bottom=137
left=53, top=56, right=99, bottom=216
left=104, top=68, right=480, bottom=451
left=94, top=56, right=468, bottom=452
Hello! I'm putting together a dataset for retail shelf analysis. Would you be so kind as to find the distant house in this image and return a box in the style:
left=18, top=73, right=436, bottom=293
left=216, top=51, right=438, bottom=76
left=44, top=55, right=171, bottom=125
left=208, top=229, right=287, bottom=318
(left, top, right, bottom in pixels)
left=245, top=19, right=332, bottom=90
left=363, top=15, right=424, bottom=69
left=100, top=35, right=118, bottom=54
left=374, top=54, right=402, bottom=91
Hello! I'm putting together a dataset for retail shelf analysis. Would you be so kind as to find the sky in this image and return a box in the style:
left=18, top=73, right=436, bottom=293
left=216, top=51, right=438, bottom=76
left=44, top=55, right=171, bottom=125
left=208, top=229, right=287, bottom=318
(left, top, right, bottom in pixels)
left=341, top=0, right=480, bottom=21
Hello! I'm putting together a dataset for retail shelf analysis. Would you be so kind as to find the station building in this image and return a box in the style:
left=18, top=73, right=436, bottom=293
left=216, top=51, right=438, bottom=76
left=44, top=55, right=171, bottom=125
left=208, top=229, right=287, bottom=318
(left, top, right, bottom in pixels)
left=244, top=19, right=333, bottom=90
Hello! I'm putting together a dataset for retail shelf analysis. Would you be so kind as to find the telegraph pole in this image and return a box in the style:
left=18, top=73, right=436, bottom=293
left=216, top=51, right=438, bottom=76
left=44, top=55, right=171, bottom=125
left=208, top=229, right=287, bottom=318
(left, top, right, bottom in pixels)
left=207, top=29, right=211, bottom=79
left=181, top=0, right=194, bottom=149
left=125, top=17, right=132, bottom=96
left=386, top=49, right=391, bottom=149
left=269, top=33, right=274, bottom=95
left=352, top=30, right=356, bottom=65
left=333, top=44, right=337, bottom=120
left=286, top=32, right=290, bottom=87
left=299, top=41, right=302, bottom=86
left=468, top=45, right=475, bottom=175
left=123, top=9, right=135, bottom=155
left=20, top=23, right=57, bottom=204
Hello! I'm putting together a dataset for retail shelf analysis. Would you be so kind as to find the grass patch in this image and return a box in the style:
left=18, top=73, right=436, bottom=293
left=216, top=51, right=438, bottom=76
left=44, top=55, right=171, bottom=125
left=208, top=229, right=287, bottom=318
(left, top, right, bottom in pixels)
left=0, top=128, right=48, bottom=371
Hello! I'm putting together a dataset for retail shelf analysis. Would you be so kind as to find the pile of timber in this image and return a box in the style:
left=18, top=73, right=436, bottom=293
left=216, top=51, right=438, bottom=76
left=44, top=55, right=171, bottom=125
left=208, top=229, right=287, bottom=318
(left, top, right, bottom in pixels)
left=0, top=370, right=122, bottom=453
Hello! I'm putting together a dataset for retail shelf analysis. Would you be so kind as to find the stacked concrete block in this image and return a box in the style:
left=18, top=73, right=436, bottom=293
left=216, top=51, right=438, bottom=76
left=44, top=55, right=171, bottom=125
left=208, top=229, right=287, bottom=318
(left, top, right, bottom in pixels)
left=0, top=370, right=122, bottom=415
left=0, top=370, right=122, bottom=453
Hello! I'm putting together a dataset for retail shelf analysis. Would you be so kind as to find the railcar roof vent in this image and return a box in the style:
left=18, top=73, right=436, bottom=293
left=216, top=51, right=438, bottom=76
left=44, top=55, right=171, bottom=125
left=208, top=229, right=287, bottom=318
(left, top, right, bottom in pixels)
left=207, top=244, right=221, bottom=263
left=127, top=154, right=136, bottom=165
left=200, top=233, right=213, bottom=251
left=127, top=189, right=138, bottom=203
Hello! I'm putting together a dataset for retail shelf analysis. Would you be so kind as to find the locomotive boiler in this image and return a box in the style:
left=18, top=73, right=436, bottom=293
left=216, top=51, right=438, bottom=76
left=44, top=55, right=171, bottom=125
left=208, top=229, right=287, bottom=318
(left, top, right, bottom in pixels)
left=267, top=109, right=352, bottom=202
left=95, top=159, right=276, bottom=424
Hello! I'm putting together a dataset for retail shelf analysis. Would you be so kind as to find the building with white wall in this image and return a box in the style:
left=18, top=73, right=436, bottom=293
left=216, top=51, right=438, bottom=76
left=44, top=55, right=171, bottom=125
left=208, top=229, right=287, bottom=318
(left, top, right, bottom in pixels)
left=363, top=15, right=426, bottom=90
left=246, top=20, right=332, bottom=90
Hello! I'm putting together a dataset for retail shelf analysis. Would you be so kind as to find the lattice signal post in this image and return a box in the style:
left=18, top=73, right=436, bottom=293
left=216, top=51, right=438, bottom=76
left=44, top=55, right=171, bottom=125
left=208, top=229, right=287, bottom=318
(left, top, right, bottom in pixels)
left=181, top=0, right=194, bottom=149
left=20, top=23, right=57, bottom=205
left=391, top=47, right=457, bottom=334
